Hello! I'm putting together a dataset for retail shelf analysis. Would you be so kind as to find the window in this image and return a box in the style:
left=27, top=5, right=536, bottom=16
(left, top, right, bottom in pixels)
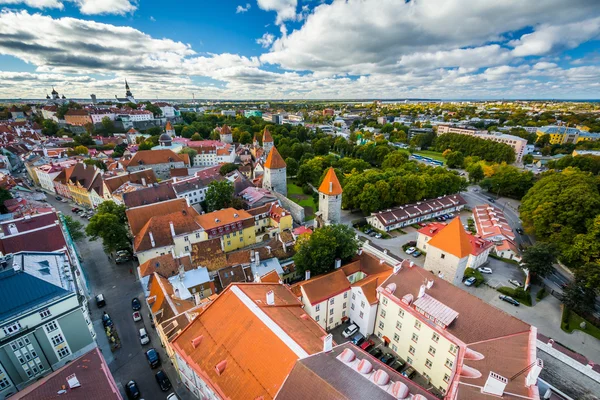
left=406, top=357, right=413, bottom=365
left=414, top=320, right=421, bottom=330
left=227, top=241, right=231, bottom=246
left=24, top=337, right=30, bottom=345
left=330, top=298, right=335, bottom=305
left=240, top=237, right=243, bottom=242
left=351, top=303, right=355, bottom=310
left=315, top=304, right=320, bottom=312
left=2, top=321, right=21, bottom=335
left=359, top=311, right=364, bottom=319
left=443, top=374, right=450, bottom=383
left=184, top=236, right=189, bottom=241
left=378, top=321, right=385, bottom=329
left=361, top=301, right=365, bottom=308
left=396, top=321, right=402, bottom=330
left=39, top=309, right=51, bottom=319
left=445, top=359, right=454, bottom=369
left=51, top=334, right=64, bottom=346
left=315, top=316, right=320, bottom=322
left=425, top=359, right=433, bottom=369
left=450, top=344, right=458, bottom=354
left=25, top=369, right=32, bottom=378
left=429, top=346, right=436, bottom=356
left=352, top=293, right=356, bottom=300
left=393, top=333, right=400, bottom=342
left=423, top=373, right=431, bottom=382
left=380, top=309, right=386, bottom=318
left=57, top=347, right=70, bottom=359
left=185, top=246, right=190, bottom=252
left=0, top=376, right=10, bottom=389
left=329, top=317, right=333, bottom=323
left=10, top=342, right=18, bottom=351
left=342, top=311, right=346, bottom=317
left=330, top=309, right=334, bottom=316
left=440, top=254, right=445, bottom=259
left=432, top=332, right=440, bottom=343
left=411, top=333, right=419, bottom=343
left=344, top=292, right=348, bottom=299
left=196, top=233, right=201, bottom=238
left=398, top=309, right=404, bottom=318
left=409, top=346, right=416, bottom=355
left=382, top=297, right=388, bottom=305
left=45, top=321, right=58, bottom=333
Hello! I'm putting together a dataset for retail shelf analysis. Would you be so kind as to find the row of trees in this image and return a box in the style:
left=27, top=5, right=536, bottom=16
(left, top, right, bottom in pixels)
left=434, top=133, right=516, bottom=164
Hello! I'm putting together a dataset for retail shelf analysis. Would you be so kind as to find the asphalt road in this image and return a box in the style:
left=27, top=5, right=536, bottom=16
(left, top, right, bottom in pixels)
left=44, top=196, right=191, bottom=400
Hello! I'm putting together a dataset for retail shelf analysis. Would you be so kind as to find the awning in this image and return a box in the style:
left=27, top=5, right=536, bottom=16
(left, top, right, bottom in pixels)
left=341, top=316, right=349, bottom=322
left=382, top=336, right=391, bottom=344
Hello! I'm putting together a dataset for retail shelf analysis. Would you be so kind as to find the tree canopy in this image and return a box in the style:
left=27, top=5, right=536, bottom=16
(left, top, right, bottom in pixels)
left=205, top=180, right=242, bottom=211
left=434, top=133, right=516, bottom=163
left=85, top=201, right=130, bottom=253
left=521, top=242, right=557, bottom=278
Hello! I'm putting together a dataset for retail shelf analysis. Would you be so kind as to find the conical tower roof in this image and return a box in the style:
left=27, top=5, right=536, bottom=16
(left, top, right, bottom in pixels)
left=165, top=121, right=173, bottom=131
left=318, top=167, right=343, bottom=195
left=427, top=217, right=473, bottom=258
left=263, top=127, right=273, bottom=143
left=221, top=124, right=232, bottom=134
left=264, top=146, right=286, bottom=169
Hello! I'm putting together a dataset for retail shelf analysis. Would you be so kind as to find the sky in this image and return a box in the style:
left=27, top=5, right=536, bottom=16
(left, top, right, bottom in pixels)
left=0, top=0, right=600, bottom=100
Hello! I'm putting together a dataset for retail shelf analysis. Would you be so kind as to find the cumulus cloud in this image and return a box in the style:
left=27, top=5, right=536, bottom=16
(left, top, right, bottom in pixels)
left=257, top=0, right=297, bottom=24
left=256, top=32, right=275, bottom=48
left=0, top=0, right=63, bottom=8
left=236, top=3, right=250, bottom=13
left=0, top=0, right=137, bottom=14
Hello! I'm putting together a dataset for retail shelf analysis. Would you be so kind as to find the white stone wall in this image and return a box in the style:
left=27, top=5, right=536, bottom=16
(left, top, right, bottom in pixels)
left=349, top=287, right=377, bottom=336
left=319, top=193, right=342, bottom=224
left=423, top=246, right=468, bottom=285
left=263, top=167, right=287, bottom=196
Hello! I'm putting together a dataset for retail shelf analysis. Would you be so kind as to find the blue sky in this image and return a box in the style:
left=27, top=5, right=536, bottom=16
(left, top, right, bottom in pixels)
left=1, top=0, right=600, bottom=99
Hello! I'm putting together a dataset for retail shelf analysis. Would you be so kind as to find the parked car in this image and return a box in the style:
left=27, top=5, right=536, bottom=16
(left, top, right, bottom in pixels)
left=369, top=232, right=377, bottom=237
left=102, top=312, right=112, bottom=327
left=380, top=353, right=395, bottom=365
left=499, top=295, right=520, bottom=306
left=351, top=332, right=365, bottom=346
left=390, top=359, right=405, bottom=372
left=418, top=222, right=427, bottom=227
left=95, top=293, right=106, bottom=308
left=125, top=380, right=141, bottom=399
left=464, top=277, right=477, bottom=286
left=375, top=233, right=382, bottom=239
left=360, top=339, right=375, bottom=352
left=116, top=255, right=131, bottom=264
left=155, top=370, right=172, bottom=392
left=402, top=366, right=416, bottom=379
left=71, top=207, right=80, bottom=213
left=411, top=251, right=422, bottom=258
left=145, top=348, right=160, bottom=368
left=166, top=394, right=179, bottom=400
left=342, top=323, right=359, bottom=338
left=132, top=311, right=142, bottom=322
left=509, top=279, right=523, bottom=288
left=369, top=348, right=383, bottom=359
left=364, top=228, right=373, bottom=234
left=487, top=197, right=495, bottom=203
left=477, top=267, right=493, bottom=274
left=55, top=196, right=62, bottom=201
left=117, top=250, right=131, bottom=258
left=139, top=328, right=150, bottom=345
left=131, top=298, right=141, bottom=311
left=61, top=198, right=68, bottom=203
left=405, top=247, right=416, bottom=255
left=516, top=228, right=524, bottom=235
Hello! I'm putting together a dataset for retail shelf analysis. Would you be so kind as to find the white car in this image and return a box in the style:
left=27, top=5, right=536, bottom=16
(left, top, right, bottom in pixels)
left=167, top=394, right=179, bottom=400
left=139, top=328, right=150, bottom=345
left=132, top=311, right=142, bottom=322
left=405, top=247, right=416, bottom=255
left=342, top=323, right=359, bottom=338
left=477, top=267, right=493, bottom=274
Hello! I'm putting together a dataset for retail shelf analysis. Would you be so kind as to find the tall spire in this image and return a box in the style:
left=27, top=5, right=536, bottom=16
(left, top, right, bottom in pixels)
left=125, top=79, right=130, bottom=90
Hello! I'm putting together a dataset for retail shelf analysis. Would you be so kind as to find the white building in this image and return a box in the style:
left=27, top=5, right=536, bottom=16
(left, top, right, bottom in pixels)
left=220, top=110, right=236, bottom=117
left=154, top=102, right=176, bottom=118
left=89, top=110, right=116, bottom=124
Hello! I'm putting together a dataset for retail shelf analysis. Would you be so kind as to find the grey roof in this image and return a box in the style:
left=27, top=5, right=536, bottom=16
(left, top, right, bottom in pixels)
left=0, top=268, right=71, bottom=321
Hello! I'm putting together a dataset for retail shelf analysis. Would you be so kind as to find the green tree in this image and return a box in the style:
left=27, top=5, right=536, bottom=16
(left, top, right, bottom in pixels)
left=179, top=148, right=198, bottom=166
left=83, top=159, right=106, bottom=170
left=86, top=214, right=131, bottom=253
left=466, top=163, right=484, bottom=183
left=191, top=133, right=202, bottom=141
left=293, top=224, right=359, bottom=276
left=96, top=201, right=127, bottom=223
left=286, top=158, right=299, bottom=176
left=142, top=103, right=162, bottom=117
left=382, top=151, right=409, bottom=169
left=74, top=145, right=89, bottom=155
left=42, top=119, right=59, bottom=136
left=64, top=215, right=85, bottom=241
left=480, top=164, right=534, bottom=199
left=446, top=151, right=465, bottom=168
left=521, top=243, right=557, bottom=278
left=205, top=180, right=235, bottom=212
left=219, top=163, right=239, bottom=175
left=522, top=154, right=534, bottom=165
left=0, top=188, right=13, bottom=214
left=101, top=117, right=115, bottom=134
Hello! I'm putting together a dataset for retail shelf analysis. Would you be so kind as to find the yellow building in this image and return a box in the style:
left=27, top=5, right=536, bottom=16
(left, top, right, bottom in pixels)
left=63, top=163, right=107, bottom=208
left=196, top=208, right=257, bottom=252
left=536, top=125, right=600, bottom=144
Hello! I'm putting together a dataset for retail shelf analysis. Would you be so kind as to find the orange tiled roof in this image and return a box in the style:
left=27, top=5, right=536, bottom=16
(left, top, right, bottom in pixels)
left=165, top=121, right=173, bottom=130
left=128, top=149, right=185, bottom=166
left=195, top=208, right=253, bottom=231
left=352, top=270, right=392, bottom=305
left=426, top=217, right=473, bottom=258
left=318, top=167, right=343, bottom=195
left=148, top=273, right=195, bottom=323
left=220, top=124, right=231, bottom=134
left=298, top=269, right=350, bottom=305
left=126, top=198, right=190, bottom=236
left=264, top=146, right=286, bottom=169
left=134, top=210, right=201, bottom=252
left=171, top=283, right=328, bottom=400
left=139, top=253, right=192, bottom=278
left=260, top=270, right=280, bottom=283
left=262, top=127, right=273, bottom=143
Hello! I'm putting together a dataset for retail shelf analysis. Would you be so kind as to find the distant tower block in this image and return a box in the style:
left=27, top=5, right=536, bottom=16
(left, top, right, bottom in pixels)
left=220, top=124, right=233, bottom=144
left=318, top=167, right=343, bottom=225
left=165, top=121, right=175, bottom=137
left=262, top=127, right=274, bottom=156
left=262, top=146, right=287, bottom=196
left=90, top=94, right=97, bottom=104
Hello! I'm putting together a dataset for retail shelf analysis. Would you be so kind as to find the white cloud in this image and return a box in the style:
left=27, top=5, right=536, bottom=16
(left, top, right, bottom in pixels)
left=236, top=3, right=251, bottom=13
left=70, top=0, right=137, bottom=15
left=256, top=32, right=275, bottom=48
left=0, top=0, right=63, bottom=8
left=149, top=16, right=156, bottom=22
left=257, top=0, right=297, bottom=24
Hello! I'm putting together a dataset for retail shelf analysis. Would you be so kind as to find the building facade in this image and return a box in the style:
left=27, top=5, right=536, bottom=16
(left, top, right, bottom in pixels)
left=262, top=146, right=287, bottom=197
left=317, top=167, right=343, bottom=225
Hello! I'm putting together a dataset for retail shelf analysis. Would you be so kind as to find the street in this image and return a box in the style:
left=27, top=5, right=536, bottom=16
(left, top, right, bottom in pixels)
left=45, top=196, right=192, bottom=400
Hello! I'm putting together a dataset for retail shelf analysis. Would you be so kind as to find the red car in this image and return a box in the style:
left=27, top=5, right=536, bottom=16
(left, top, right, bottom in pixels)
left=418, top=222, right=427, bottom=227
left=360, top=339, right=375, bottom=351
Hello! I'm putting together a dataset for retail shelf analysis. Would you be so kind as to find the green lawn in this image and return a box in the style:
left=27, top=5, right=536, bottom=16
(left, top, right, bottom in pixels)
left=561, top=308, right=600, bottom=340
left=287, top=181, right=317, bottom=221
left=287, top=182, right=304, bottom=196
left=414, top=150, right=446, bottom=163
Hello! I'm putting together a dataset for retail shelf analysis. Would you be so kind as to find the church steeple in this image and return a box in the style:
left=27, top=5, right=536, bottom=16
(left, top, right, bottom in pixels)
left=125, top=79, right=133, bottom=98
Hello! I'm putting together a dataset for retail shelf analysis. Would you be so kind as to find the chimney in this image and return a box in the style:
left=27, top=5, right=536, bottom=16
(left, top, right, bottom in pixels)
left=305, top=270, right=311, bottom=280
left=141, top=177, right=146, bottom=186
left=149, top=232, right=156, bottom=247
left=215, top=360, right=227, bottom=375
left=393, top=263, right=401, bottom=274
left=254, top=251, right=260, bottom=267
left=334, top=258, right=341, bottom=269
left=194, top=292, right=201, bottom=305
left=323, top=334, right=333, bottom=352
left=191, top=335, right=203, bottom=348
left=169, top=221, right=176, bottom=238
left=525, top=359, right=543, bottom=387
left=418, top=284, right=426, bottom=299
left=266, top=290, right=274, bottom=305
left=483, top=372, right=508, bottom=396
left=426, top=280, right=434, bottom=289
left=329, top=181, right=333, bottom=193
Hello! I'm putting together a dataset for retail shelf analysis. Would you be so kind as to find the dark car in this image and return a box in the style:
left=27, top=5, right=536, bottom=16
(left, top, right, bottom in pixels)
left=487, top=197, right=495, bottom=203
left=131, top=298, right=141, bottom=311
left=412, top=251, right=422, bottom=258
left=55, top=196, right=62, bottom=201
left=402, top=366, right=416, bottom=379
left=102, top=312, right=113, bottom=327
left=145, top=348, right=161, bottom=368
left=95, top=294, right=106, bottom=308
left=390, top=359, right=405, bottom=372
left=125, top=380, right=141, bottom=399
left=380, top=353, right=395, bottom=365
left=516, top=228, right=524, bottom=235
left=155, top=370, right=172, bottom=392
left=499, top=295, right=520, bottom=306
left=369, top=348, right=383, bottom=359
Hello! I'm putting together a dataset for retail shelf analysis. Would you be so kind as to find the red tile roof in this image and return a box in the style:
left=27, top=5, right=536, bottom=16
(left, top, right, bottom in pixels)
left=263, top=127, right=273, bottom=143
left=128, top=149, right=186, bottom=166
left=134, top=210, right=201, bottom=252
left=318, top=167, right=343, bottom=195
left=126, top=198, right=190, bottom=236
left=264, top=146, right=286, bottom=169
left=426, top=217, right=474, bottom=258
